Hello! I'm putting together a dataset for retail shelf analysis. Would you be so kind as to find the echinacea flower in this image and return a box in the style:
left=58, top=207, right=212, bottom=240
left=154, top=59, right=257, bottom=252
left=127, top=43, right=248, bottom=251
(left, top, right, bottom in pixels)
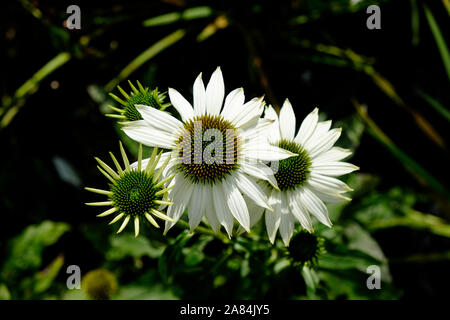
left=252, top=99, right=359, bottom=246
left=122, top=67, right=295, bottom=236
left=85, top=142, right=175, bottom=237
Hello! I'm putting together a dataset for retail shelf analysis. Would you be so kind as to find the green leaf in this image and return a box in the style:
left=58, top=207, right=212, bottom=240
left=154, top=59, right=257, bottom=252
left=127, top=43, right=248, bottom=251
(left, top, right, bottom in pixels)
left=158, top=230, right=193, bottom=283
left=2, top=221, right=70, bottom=274
left=106, top=234, right=165, bottom=261
left=0, top=284, right=11, bottom=300
left=319, top=269, right=401, bottom=300
left=302, top=266, right=319, bottom=291
left=318, top=252, right=379, bottom=273
left=370, top=209, right=450, bottom=238
left=182, top=235, right=212, bottom=267
left=33, top=255, right=65, bottom=295
left=352, top=187, right=450, bottom=238
left=417, top=90, right=450, bottom=122
left=353, top=187, right=418, bottom=226
left=114, top=284, right=178, bottom=300
left=344, top=223, right=386, bottom=262
left=183, top=248, right=205, bottom=267
left=424, top=4, right=450, bottom=81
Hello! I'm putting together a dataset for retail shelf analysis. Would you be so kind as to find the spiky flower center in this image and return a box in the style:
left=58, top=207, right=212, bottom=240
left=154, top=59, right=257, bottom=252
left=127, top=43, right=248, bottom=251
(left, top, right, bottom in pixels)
left=272, top=139, right=311, bottom=191
left=124, top=91, right=164, bottom=121
left=176, top=114, right=239, bottom=184
left=110, top=171, right=161, bottom=217
left=288, top=231, right=322, bottom=265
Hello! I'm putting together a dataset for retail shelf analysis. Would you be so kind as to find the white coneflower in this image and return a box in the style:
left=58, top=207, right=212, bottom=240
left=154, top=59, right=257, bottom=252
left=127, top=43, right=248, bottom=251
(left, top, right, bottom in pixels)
left=121, top=67, right=295, bottom=236
left=85, top=142, right=175, bottom=237
left=255, top=99, right=359, bottom=246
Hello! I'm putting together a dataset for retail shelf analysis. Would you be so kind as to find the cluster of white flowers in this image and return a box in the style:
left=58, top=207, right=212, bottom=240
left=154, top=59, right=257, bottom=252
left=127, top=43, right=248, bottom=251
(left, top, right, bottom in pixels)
left=88, top=67, right=358, bottom=246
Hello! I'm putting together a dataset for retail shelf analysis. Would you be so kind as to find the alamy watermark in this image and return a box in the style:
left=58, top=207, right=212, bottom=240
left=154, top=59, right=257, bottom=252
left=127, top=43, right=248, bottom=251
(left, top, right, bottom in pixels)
left=176, top=121, right=281, bottom=173
left=366, top=5, right=381, bottom=30
left=66, top=265, right=81, bottom=289
left=366, top=265, right=381, bottom=290
left=66, top=5, right=81, bottom=30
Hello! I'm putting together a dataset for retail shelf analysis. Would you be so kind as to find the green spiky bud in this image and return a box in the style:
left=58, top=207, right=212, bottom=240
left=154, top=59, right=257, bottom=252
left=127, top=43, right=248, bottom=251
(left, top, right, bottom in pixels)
left=106, top=80, right=170, bottom=122
left=85, top=142, right=175, bottom=236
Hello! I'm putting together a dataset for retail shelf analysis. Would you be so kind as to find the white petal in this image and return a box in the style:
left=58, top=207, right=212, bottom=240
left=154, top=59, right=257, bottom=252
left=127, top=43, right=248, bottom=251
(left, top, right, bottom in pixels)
left=308, top=187, right=352, bottom=203
left=122, top=121, right=177, bottom=149
left=265, top=190, right=281, bottom=244
left=158, top=156, right=178, bottom=180
left=233, top=97, right=265, bottom=128
left=164, top=177, right=194, bottom=232
left=232, top=172, right=271, bottom=210
left=306, top=128, right=342, bottom=158
left=239, top=118, right=275, bottom=143
left=303, top=120, right=332, bottom=149
left=221, top=88, right=245, bottom=122
left=223, top=177, right=250, bottom=232
left=312, top=147, right=352, bottom=162
left=203, top=187, right=220, bottom=232
left=135, top=105, right=184, bottom=133
left=212, top=183, right=234, bottom=236
left=311, top=161, right=359, bottom=177
left=168, top=87, right=194, bottom=122
left=246, top=194, right=266, bottom=229
left=193, top=73, right=206, bottom=116
left=294, top=108, right=319, bottom=146
left=187, top=186, right=204, bottom=230
left=279, top=99, right=296, bottom=140
left=287, top=190, right=312, bottom=231
left=264, top=105, right=281, bottom=143
left=279, top=193, right=295, bottom=246
left=239, top=161, right=279, bottom=189
left=307, top=172, right=353, bottom=194
left=205, top=67, right=225, bottom=115
left=243, top=143, right=296, bottom=162
left=298, top=187, right=332, bottom=227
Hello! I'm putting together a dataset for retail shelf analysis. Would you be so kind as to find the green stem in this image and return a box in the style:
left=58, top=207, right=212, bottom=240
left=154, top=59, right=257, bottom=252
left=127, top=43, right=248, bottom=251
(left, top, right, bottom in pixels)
left=0, top=52, right=71, bottom=128
left=175, top=219, right=230, bottom=244
left=105, top=29, right=186, bottom=92
left=352, top=99, right=450, bottom=200
left=424, top=4, right=450, bottom=82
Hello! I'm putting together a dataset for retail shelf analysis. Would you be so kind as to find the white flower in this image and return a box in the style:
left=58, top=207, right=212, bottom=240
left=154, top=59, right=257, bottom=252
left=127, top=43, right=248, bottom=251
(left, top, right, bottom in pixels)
left=252, top=99, right=359, bottom=246
left=121, top=67, right=295, bottom=236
